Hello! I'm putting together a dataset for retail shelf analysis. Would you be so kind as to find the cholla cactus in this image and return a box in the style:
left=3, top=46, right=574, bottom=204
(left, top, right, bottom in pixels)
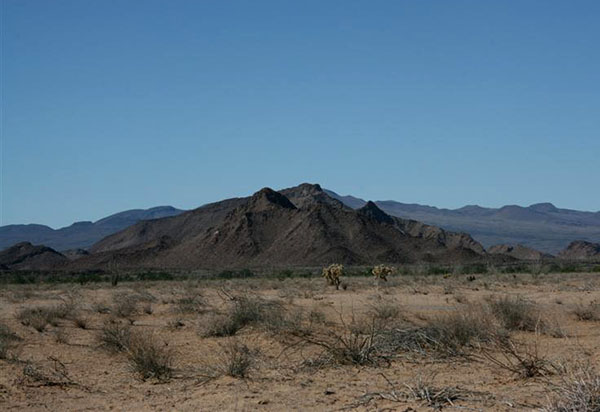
left=322, top=264, right=344, bottom=290
left=371, top=265, right=395, bottom=282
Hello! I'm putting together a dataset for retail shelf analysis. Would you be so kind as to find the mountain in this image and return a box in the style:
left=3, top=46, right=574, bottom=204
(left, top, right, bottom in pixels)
left=325, top=190, right=600, bottom=254
left=487, top=244, right=553, bottom=261
left=0, top=242, right=68, bottom=270
left=0, top=206, right=185, bottom=252
left=69, top=183, right=488, bottom=270
left=558, top=241, right=600, bottom=261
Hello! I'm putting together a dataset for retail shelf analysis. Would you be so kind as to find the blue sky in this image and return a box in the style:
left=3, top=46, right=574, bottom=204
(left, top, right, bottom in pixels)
left=2, top=0, right=599, bottom=228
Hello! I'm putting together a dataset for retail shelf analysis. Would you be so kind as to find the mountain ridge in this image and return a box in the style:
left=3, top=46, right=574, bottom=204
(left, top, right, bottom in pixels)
left=324, top=190, right=600, bottom=254
left=0, top=206, right=184, bottom=251
left=69, top=183, right=490, bottom=270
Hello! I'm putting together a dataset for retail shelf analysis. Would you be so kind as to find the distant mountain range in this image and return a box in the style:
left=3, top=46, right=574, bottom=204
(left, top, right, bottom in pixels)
left=64, top=183, right=488, bottom=270
left=0, top=206, right=184, bottom=252
left=325, top=191, right=600, bottom=254
left=1, top=188, right=599, bottom=256
left=2, top=184, right=600, bottom=271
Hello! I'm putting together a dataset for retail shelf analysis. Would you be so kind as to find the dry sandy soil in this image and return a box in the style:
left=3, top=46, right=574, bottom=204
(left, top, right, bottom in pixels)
left=1, top=272, right=600, bottom=411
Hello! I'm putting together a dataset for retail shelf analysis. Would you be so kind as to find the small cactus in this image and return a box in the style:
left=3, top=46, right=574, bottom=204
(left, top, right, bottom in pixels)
left=371, top=265, right=395, bottom=282
left=322, top=264, right=344, bottom=290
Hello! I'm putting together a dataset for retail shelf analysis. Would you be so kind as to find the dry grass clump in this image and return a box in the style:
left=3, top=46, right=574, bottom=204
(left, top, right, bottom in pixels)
left=16, top=302, right=74, bottom=332
left=377, top=307, right=494, bottom=358
left=489, top=295, right=542, bottom=332
left=545, top=366, right=600, bottom=411
left=369, top=298, right=403, bottom=323
left=98, top=321, right=132, bottom=352
left=302, top=318, right=382, bottom=366
left=573, top=301, right=600, bottom=321
left=126, top=332, right=173, bottom=381
left=19, top=358, right=75, bottom=387
left=201, top=295, right=282, bottom=337
left=174, top=293, right=206, bottom=314
left=402, top=374, right=478, bottom=409
left=97, top=322, right=172, bottom=381
left=112, top=293, right=139, bottom=319
left=262, top=307, right=311, bottom=336
left=213, top=339, right=257, bottom=378
left=322, top=264, right=343, bottom=290
left=0, top=323, right=22, bottom=359
left=478, top=335, right=560, bottom=379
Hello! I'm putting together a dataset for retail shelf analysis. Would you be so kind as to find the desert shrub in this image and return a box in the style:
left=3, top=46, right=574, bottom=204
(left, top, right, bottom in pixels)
left=201, top=295, right=280, bottom=337
left=214, top=339, right=256, bottom=378
left=98, top=321, right=132, bottom=352
left=262, top=307, right=310, bottom=336
left=112, top=293, right=139, bottom=318
left=478, top=335, right=560, bottom=379
left=72, top=316, right=88, bottom=329
left=308, top=308, right=327, bottom=325
left=322, top=264, right=344, bottom=290
left=573, top=302, right=600, bottom=321
left=174, top=294, right=206, bottom=314
left=302, top=317, right=382, bottom=366
left=0, top=323, right=22, bottom=359
left=489, top=296, right=541, bottom=332
left=54, top=328, right=68, bottom=344
left=372, top=265, right=395, bottom=281
left=16, top=303, right=73, bottom=332
left=369, top=299, right=402, bottom=322
left=142, top=303, right=153, bottom=315
left=377, top=307, right=494, bottom=358
left=93, top=302, right=112, bottom=314
left=126, top=332, right=173, bottom=381
left=402, top=374, right=475, bottom=409
left=545, top=366, right=600, bottom=411
left=20, top=359, right=74, bottom=387
left=202, top=313, right=243, bottom=337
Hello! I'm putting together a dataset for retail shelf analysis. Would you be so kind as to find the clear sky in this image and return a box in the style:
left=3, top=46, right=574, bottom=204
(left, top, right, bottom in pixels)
left=2, top=0, right=599, bottom=228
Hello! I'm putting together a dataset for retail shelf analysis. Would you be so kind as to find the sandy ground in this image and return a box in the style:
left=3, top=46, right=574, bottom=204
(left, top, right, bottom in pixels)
left=1, top=272, right=599, bottom=411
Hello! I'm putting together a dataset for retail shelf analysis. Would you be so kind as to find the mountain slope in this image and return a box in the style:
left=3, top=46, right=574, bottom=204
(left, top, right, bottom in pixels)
left=71, top=184, right=487, bottom=270
left=0, top=206, right=185, bottom=251
left=325, top=190, right=600, bottom=254
left=0, top=242, right=68, bottom=270
left=558, top=241, right=600, bottom=261
left=488, top=244, right=553, bottom=261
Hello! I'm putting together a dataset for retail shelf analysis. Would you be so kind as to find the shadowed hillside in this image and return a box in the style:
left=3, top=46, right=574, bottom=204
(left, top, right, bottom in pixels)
left=325, top=190, right=600, bottom=254
left=70, top=184, right=488, bottom=270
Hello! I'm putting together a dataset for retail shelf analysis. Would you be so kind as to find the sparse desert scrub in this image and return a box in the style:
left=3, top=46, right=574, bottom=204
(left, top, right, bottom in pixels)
left=573, top=301, right=600, bottom=321
left=212, top=339, right=257, bottom=378
left=112, top=293, right=140, bottom=319
left=544, top=365, right=600, bottom=411
left=300, top=316, right=383, bottom=366
left=126, top=332, right=173, bottom=381
left=477, top=334, right=562, bottom=379
left=98, top=320, right=132, bottom=352
left=201, top=295, right=282, bottom=337
left=173, top=293, right=206, bottom=314
left=3, top=272, right=600, bottom=410
left=19, top=359, right=75, bottom=387
left=488, top=295, right=542, bottom=332
left=16, top=303, right=74, bottom=332
left=368, top=297, right=403, bottom=323
left=0, top=323, right=22, bottom=359
left=376, top=306, right=494, bottom=358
